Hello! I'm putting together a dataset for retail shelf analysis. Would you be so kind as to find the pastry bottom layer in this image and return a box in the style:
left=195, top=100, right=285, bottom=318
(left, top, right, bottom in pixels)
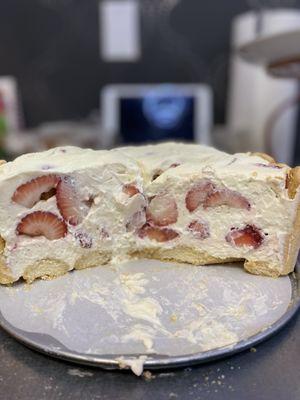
left=0, top=256, right=15, bottom=284
left=131, top=247, right=282, bottom=277
left=0, top=245, right=284, bottom=284
left=22, top=250, right=112, bottom=283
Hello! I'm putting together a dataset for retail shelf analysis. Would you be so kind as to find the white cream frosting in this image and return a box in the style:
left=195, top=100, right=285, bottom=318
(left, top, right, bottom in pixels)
left=0, top=143, right=296, bottom=281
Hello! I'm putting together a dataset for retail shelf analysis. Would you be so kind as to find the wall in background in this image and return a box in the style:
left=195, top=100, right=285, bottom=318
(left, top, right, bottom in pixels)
left=0, top=0, right=299, bottom=127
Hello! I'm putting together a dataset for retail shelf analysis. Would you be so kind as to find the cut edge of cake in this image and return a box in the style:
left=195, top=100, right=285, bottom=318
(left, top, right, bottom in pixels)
left=0, top=146, right=299, bottom=284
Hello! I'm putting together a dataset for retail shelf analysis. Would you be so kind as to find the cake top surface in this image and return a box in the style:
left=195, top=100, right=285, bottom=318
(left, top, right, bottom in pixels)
left=0, top=142, right=290, bottom=185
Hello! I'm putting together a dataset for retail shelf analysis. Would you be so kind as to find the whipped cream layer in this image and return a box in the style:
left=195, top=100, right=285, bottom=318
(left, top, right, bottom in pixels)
left=0, top=143, right=297, bottom=282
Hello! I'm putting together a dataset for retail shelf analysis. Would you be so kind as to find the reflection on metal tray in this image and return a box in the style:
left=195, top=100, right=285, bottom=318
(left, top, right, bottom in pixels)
left=0, top=259, right=299, bottom=374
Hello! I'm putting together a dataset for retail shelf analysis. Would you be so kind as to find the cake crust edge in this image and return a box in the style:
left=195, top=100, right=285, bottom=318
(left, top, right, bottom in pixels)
left=130, top=246, right=242, bottom=267
left=250, top=154, right=300, bottom=276
left=282, top=166, right=300, bottom=275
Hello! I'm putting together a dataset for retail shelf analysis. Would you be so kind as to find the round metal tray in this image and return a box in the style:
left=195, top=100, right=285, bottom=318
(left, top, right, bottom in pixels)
left=0, top=261, right=299, bottom=371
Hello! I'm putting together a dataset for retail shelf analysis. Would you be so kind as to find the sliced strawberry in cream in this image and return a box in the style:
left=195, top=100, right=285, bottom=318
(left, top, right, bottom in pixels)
left=123, top=184, right=140, bottom=197
left=12, top=175, right=60, bottom=208
left=226, top=225, right=264, bottom=249
left=186, top=180, right=250, bottom=211
left=56, top=176, right=90, bottom=225
left=16, top=211, right=67, bottom=240
left=185, top=180, right=215, bottom=212
left=147, top=193, right=178, bottom=226
left=138, top=225, right=179, bottom=242
left=188, top=219, right=210, bottom=240
left=204, top=189, right=250, bottom=210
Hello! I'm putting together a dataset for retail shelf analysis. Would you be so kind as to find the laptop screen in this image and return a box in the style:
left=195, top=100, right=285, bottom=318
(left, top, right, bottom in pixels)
left=120, top=95, right=194, bottom=143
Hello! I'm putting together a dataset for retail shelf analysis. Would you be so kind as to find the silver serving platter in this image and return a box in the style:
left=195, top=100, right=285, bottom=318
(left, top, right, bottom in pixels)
left=0, top=259, right=299, bottom=371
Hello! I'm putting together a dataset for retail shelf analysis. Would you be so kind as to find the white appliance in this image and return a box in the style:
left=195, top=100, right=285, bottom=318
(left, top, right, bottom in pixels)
left=227, top=9, right=300, bottom=164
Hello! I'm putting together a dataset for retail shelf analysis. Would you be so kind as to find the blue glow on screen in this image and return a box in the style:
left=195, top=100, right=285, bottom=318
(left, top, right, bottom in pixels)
left=120, top=94, right=194, bottom=143
left=142, top=96, right=189, bottom=130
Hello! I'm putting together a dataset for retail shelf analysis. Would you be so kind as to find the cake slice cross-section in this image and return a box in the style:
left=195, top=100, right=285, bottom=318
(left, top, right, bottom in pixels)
left=0, top=143, right=299, bottom=284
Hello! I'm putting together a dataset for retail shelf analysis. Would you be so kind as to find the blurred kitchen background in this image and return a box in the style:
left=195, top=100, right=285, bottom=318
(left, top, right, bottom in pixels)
left=1, top=0, right=300, bottom=164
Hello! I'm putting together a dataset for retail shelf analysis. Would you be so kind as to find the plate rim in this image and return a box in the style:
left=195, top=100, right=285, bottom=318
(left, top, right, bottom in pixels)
left=0, top=263, right=299, bottom=371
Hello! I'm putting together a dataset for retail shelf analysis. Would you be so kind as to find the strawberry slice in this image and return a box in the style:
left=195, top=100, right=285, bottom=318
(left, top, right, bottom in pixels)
left=147, top=193, right=178, bottom=226
left=226, top=225, right=264, bottom=249
left=16, top=211, right=67, bottom=240
left=185, top=180, right=215, bottom=212
left=123, top=184, right=140, bottom=197
left=56, top=176, right=89, bottom=225
left=188, top=219, right=210, bottom=240
left=12, top=175, right=59, bottom=208
left=138, top=225, right=179, bottom=242
left=204, top=189, right=250, bottom=210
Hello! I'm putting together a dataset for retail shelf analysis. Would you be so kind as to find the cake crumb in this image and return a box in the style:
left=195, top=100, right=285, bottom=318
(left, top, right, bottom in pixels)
left=170, top=314, right=178, bottom=322
left=143, top=371, right=154, bottom=380
left=250, top=347, right=257, bottom=353
left=68, top=368, right=93, bottom=378
left=158, top=372, right=175, bottom=378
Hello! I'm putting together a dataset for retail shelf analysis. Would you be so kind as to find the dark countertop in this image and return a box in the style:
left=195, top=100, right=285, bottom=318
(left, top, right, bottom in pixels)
left=0, top=311, right=299, bottom=400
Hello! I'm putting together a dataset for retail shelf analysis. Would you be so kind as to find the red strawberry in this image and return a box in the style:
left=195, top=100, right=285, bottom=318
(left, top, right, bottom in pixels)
left=185, top=180, right=215, bottom=212
left=188, top=219, right=210, bottom=240
left=56, top=176, right=89, bottom=225
left=16, top=211, right=67, bottom=240
left=147, top=193, right=178, bottom=226
left=12, top=175, right=59, bottom=208
left=138, top=225, right=179, bottom=242
left=204, top=189, right=250, bottom=210
left=226, top=225, right=264, bottom=249
left=123, top=184, right=140, bottom=197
